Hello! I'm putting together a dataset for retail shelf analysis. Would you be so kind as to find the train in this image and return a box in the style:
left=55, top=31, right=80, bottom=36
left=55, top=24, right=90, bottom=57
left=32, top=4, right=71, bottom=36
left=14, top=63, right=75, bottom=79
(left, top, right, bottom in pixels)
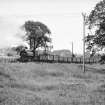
left=19, top=49, right=98, bottom=63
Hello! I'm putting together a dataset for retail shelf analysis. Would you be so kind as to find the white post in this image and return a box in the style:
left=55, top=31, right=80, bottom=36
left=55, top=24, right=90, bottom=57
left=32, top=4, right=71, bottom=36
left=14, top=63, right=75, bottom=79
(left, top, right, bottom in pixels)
left=82, top=13, right=86, bottom=72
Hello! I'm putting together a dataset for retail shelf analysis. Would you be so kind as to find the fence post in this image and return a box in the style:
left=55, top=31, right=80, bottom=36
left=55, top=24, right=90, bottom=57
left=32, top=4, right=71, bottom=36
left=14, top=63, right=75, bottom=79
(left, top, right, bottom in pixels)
left=80, top=58, right=81, bottom=63
left=75, top=58, right=77, bottom=63
left=53, top=55, right=54, bottom=62
left=67, top=57, right=68, bottom=63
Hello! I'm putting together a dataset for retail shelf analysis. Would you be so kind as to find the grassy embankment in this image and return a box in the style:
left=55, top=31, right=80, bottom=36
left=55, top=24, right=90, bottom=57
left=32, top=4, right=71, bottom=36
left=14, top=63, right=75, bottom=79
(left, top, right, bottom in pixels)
left=0, top=62, right=105, bottom=105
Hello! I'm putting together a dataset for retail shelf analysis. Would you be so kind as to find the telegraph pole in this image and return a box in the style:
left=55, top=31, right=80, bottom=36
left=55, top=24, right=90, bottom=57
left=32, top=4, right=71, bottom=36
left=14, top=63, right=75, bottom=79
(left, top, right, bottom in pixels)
left=82, top=13, right=86, bottom=72
left=72, top=42, right=73, bottom=58
left=71, top=41, right=73, bottom=63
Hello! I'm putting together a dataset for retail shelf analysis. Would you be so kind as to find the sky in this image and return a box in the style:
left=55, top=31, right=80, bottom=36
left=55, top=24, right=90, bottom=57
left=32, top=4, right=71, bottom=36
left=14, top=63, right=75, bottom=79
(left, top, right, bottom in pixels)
left=0, top=0, right=101, bottom=54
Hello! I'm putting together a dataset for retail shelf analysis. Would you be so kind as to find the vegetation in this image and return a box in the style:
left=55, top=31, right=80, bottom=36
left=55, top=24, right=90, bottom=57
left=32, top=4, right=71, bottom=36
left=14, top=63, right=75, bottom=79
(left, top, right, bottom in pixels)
left=86, top=0, right=105, bottom=55
left=13, top=45, right=28, bottom=54
left=0, top=63, right=105, bottom=105
left=23, top=21, right=51, bottom=55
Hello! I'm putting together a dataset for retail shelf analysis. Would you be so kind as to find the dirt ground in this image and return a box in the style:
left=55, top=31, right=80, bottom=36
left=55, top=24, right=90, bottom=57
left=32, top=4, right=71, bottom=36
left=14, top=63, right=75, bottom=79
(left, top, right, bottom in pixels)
left=0, top=62, right=105, bottom=105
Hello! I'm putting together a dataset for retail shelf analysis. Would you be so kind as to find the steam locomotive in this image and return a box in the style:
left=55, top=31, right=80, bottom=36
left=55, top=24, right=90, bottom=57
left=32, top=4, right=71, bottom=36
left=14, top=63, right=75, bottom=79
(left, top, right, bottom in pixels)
left=19, top=49, right=37, bottom=62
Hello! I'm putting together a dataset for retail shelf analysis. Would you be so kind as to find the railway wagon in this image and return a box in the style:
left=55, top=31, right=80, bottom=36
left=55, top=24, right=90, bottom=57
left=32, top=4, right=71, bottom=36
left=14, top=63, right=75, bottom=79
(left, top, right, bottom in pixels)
left=52, top=55, right=59, bottom=62
left=58, top=56, right=64, bottom=63
left=39, top=54, right=53, bottom=62
left=63, top=57, right=69, bottom=63
left=19, top=49, right=99, bottom=63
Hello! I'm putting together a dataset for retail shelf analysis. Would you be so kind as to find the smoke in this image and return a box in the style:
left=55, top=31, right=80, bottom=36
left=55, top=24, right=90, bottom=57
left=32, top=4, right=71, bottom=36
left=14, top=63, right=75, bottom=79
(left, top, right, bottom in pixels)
left=0, top=16, right=27, bottom=48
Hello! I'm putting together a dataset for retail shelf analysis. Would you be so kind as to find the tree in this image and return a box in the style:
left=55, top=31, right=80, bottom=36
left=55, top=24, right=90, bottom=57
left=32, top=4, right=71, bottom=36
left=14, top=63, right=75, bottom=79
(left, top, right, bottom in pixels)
left=14, top=45, right=28, bottom=54
left=86, top=0, right=105, bottom=55
left=23, top=21, right=51, bottom=56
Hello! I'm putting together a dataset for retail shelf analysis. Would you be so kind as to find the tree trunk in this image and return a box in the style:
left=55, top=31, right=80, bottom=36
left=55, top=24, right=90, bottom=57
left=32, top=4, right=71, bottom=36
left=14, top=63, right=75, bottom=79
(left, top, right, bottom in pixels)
left=33, top=38, right=36, bottom=57
left=30, top=38, right=32, bottom=50
left=44, top=41, right=47, bottom=54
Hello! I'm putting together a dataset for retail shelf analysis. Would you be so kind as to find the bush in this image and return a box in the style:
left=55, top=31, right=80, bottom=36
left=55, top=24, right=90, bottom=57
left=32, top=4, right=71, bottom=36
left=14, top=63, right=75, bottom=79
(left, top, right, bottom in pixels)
left=7, top=53, right=13, bottom=56
left=99, top=54, right=105, bottom=64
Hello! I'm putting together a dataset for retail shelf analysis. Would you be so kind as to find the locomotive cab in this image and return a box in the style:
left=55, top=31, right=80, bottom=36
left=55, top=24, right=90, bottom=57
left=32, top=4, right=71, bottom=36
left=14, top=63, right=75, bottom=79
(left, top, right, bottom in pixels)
left=20, top=49, right=40, bottom=62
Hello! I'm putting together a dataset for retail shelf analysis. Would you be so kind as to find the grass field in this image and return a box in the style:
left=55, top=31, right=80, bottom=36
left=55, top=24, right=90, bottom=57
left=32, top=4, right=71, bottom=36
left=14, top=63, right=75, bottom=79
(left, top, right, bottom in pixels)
left=0, top=62, right=105, bottom=105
